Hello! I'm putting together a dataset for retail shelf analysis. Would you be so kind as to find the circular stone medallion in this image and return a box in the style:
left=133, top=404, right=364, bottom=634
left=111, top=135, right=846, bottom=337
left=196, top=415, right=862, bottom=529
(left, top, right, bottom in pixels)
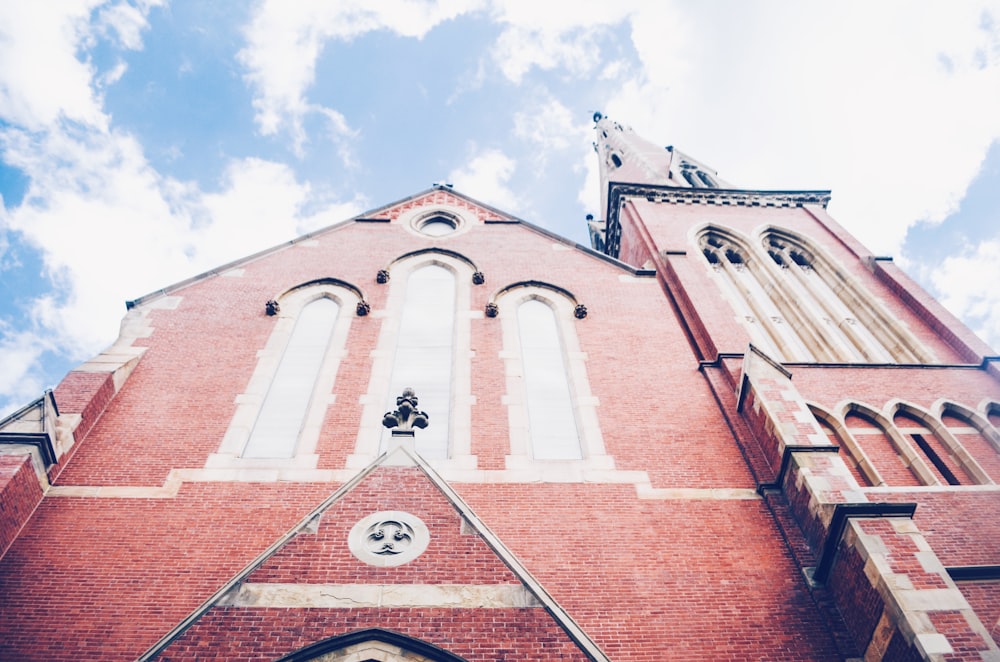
left=348, top=511, right=430, bottom=567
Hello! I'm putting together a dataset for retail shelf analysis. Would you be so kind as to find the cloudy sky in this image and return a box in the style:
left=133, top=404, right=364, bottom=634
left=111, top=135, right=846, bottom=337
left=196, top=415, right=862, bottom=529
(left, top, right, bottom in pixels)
left=2, top=1, right=1000, bottom=416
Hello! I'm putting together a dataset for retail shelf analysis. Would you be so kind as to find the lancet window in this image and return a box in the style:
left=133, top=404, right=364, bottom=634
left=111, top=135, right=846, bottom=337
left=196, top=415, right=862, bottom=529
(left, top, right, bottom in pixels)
left=698, top=225, right=933, bottom=364
left=383, top=264, right=456, bottom=459
left=700, top=230, right=815, bottom=361
left=939, top=404, right=1000, bottom=482
left=495, top=283, right=607, bottom=468
left=243, top=297, right=340, bottom=458
left=213, top=279, right=360, bottom=467
left=517, top=298, right=582, bottom=460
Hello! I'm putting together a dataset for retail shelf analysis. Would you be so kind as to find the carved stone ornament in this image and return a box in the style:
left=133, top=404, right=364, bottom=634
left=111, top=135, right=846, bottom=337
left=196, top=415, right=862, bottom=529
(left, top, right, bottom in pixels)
left=484, top=302, right=499, bottom=318
left=574, top=304, right=588, bottom=319
left=376, top=269, right=390, bottom=284
left=472, top=271, right=485, bottom=285
left=382, top=387, right=429, bottom=432
left=348, top=511, right=430, bottom=567
left=265, top=299, right=280, bottom=316
left=356, top=300, right=372, bottom=316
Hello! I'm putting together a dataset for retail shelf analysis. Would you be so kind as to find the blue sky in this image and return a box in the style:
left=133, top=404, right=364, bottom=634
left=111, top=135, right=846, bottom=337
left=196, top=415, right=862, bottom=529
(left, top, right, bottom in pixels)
left=2, top=1, right=1000, bottom=415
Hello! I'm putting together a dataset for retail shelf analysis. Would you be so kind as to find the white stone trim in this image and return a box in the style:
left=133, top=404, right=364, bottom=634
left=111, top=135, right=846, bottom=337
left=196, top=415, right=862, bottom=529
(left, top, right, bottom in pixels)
left=310, top=641, right=436, bottom=662
left=218, top=583, right=540, bottom=608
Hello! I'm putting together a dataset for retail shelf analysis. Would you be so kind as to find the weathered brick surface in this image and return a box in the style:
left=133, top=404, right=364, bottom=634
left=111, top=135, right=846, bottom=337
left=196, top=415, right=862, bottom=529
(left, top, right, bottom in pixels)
left=160, top=607, right=589, bottom=661
left=461, top=483, right=841, bottom=660
left=0, top=454, right=43, bottom=559
left=957, top=581, right=1000, bottom=647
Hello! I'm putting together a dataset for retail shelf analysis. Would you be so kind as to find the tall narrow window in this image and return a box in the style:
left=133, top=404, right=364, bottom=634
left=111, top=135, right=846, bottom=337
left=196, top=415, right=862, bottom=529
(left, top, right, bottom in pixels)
left=942, top=407, right=1000, bottom=482
left=762, top=231, right=931, bottom=363
left=893, top=411, right=972, bottom=485
left=845, top=410, right=922, bottom=486
left=701, top=231, right=815, bottom=361
left=384, top=265, right=455, bottom=459
left=518, top=299, right=582, bottom=460
left=244, top=297, right=340, bottom=458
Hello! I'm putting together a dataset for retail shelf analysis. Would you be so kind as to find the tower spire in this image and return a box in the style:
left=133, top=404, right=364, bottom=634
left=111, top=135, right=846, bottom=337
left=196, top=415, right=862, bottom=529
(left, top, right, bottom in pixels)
left=592, top=113, right=730, bottom=216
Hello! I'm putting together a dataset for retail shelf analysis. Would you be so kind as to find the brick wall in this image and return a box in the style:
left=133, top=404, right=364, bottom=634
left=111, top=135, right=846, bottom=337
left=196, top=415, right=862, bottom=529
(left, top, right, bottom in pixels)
left=0, top=454, right=43, bottom=558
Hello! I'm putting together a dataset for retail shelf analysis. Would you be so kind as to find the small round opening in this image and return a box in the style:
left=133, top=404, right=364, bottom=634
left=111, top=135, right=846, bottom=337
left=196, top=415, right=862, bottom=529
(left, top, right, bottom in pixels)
left=418, top=215, right=458, bottom=237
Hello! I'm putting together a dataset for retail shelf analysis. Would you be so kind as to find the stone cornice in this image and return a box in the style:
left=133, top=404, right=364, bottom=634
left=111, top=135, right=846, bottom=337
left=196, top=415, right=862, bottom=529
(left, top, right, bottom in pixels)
left=602, top=182, right=832, bottom=259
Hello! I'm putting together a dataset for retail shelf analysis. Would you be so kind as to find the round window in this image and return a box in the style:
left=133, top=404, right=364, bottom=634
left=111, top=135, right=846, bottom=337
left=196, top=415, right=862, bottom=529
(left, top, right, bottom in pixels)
left=417, top=214, right=458, bottom=237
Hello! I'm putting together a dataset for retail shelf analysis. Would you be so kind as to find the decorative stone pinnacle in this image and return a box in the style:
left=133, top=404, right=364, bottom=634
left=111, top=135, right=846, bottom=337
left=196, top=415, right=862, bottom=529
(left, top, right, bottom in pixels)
left=382, top=387, right=429, bottom=432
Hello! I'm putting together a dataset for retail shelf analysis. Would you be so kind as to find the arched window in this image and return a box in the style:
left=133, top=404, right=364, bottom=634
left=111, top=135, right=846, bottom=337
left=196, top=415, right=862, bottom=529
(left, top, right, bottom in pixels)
left=761, top=230, right=932, bottom=363
left=383, top=264, right=456, bottom=459
left=940, top=404, right=1000, bottom=483
left=244, top=297, right=340, bottom=458
left=211, top=280, right=359, bottom=472
left=699, top=229, right=816, bottom=361
left=518, top=299, right=581, bottom=460
left=348, top=250, right=476, bottom=470
left=494, top=283, right=609, bottom=476
left=809, top=404, right=877, bottom=487
left=892, top=409, right=971, bottom=485
left=844, top=408, right=924, bottom=486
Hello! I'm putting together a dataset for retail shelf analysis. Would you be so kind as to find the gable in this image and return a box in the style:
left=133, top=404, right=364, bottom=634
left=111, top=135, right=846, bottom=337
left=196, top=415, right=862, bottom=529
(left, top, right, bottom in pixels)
left=144, top=449, right=605, bottom=661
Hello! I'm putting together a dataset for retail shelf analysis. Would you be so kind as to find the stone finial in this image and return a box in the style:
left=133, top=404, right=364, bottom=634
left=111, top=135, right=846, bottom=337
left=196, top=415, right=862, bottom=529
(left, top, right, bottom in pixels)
left=376, top=269, right=390, bottom=284
left=265, top=299, right=280, bottom=316
left=472, top=271, right=485, bottom=285
left=382, top=387, right=429, bottom=432
left=574, top=304, right=588, bottom=319
left=356, top=301, right=372, bottom=316
left=485, top=302, right=499, bottom=318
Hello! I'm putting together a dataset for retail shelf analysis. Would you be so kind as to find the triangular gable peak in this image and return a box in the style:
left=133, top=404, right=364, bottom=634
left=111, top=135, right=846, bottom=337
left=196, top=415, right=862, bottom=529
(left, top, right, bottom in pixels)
left=142, top=447, right=609, bottom=661
left=375, top=187, right=517, bottom=225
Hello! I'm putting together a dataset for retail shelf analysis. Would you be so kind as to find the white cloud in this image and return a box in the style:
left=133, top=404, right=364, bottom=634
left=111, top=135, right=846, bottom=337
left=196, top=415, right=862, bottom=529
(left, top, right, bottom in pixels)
left=95, top=0, right=164, bottom=50
left=237, top=0, right=485, bottom=147
left=448, top=147, right=518, bottom=211
left=487, top=0, right=637, bottom=83
left=513, top=96, right=579, bottom=154
left=605, top=3, right=1000, bottom=256
left=928, top=239, right=1000, bottom=349
left=0, top=1, right=108, bottom=130
left=0, top=325, right=47, bottom=417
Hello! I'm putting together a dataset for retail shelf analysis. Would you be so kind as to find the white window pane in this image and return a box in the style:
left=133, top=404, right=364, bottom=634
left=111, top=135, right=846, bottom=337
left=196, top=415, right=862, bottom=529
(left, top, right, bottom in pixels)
left=518, top=299, right=582, bottom=460
left=244, top=297, right=339, bottom=458
left=383, top=265, right=455, bottom=459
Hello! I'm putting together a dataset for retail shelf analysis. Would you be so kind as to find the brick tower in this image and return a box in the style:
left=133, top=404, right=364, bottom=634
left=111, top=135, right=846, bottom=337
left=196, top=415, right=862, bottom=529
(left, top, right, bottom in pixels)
left=0, top=116, right=998, bottom=660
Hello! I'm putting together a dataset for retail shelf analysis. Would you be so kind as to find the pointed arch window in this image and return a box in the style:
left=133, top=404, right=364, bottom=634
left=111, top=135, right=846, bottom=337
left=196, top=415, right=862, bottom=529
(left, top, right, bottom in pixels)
left=211, top=280, right=360, bottom=473
left=518, top=298, right=582, bottom=460
left=244, top=297, right=340, bottom=458
left=698, top=226, right=934, bottom=364
left=764, top=232, right=930, bottom=363
left=494, top=283, right=610, bottom=476
left=844, top=409, right=924, bottom=487
left=941, top=405, right=1000, bottom=482
left=700, top=230, right=815, bottom=361
left=383, top=264, right=456, bottom=459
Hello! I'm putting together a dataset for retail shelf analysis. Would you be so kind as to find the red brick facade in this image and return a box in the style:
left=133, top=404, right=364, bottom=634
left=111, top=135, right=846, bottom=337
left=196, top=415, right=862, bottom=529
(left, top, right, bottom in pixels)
left=1, top=120, right=998, bottom=660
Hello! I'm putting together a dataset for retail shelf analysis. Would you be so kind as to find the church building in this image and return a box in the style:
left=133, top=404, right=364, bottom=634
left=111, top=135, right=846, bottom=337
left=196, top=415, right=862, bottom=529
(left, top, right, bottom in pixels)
left=1, top=115, right=998, bottom=660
